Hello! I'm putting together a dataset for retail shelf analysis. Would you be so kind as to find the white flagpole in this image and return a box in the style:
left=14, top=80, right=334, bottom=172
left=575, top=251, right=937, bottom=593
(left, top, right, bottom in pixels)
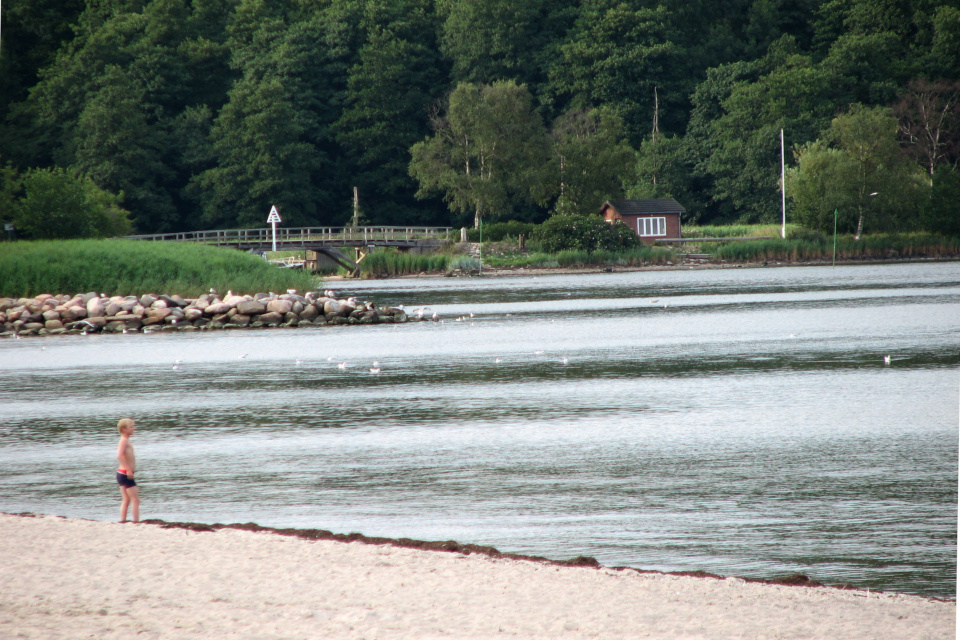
left=781, top=128, right=786, bottom=239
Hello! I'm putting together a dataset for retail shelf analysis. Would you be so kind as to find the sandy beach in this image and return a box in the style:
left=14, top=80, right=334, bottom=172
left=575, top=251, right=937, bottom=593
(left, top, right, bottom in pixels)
left=0, top=513, right=954, bottom=639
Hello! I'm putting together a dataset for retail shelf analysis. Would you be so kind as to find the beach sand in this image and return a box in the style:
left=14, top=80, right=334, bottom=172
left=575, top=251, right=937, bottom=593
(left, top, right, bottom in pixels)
left=1, top=513, right=954, bottom=639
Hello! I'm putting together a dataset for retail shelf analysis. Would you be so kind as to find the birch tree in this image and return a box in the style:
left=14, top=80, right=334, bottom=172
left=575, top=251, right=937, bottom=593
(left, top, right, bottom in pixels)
left=409, top=81, right=554, bottom=227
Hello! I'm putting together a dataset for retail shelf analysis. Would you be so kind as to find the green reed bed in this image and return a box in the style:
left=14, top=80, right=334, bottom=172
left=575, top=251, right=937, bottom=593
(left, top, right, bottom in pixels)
left=482, top=246, right=676, bottom=269
left=358, top=248, right=451, bottom=277
left=706, top=233, right=960, bottom=262
left=683, top=223, right=800, bottom=238
left=0, top=239, right=318, bottom=298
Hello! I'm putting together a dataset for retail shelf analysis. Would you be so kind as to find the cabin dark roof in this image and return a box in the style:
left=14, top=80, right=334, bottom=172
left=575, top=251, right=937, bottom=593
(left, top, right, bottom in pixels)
left=603, top=198, right=686, bottom=215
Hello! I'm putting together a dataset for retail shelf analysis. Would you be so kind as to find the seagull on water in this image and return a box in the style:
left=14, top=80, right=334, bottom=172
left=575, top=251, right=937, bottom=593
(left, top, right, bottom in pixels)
left=370, top=366, right=381, bottom=374
left=337, top=361, right=349, bottom=370
left=883, top=355, right=891, bottom=365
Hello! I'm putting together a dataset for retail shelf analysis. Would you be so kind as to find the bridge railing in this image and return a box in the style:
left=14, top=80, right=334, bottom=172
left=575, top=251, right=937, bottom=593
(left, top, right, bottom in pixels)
left=127, top=226, right=454, bottom=246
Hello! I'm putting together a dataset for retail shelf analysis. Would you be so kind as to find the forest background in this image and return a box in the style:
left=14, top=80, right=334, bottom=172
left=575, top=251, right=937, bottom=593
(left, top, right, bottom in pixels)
left=1, top=0, right=958, bottom=240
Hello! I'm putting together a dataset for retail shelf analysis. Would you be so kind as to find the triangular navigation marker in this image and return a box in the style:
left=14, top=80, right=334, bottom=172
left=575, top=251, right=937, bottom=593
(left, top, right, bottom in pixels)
left=267, top=205, right=282, bottom=224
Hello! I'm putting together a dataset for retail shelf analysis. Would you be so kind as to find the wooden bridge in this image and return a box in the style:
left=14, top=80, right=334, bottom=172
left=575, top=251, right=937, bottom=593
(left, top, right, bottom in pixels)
left=127, top=226, right=453, bottom=273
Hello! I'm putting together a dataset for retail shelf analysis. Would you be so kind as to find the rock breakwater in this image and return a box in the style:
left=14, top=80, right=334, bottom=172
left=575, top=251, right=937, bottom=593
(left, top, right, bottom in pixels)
left=0, top=290, right=419, bottom=337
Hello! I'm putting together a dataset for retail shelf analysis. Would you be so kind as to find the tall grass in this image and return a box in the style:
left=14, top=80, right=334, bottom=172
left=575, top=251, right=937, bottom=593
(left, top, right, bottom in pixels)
left=0, top=239, right=318, bottom=298
left=683, top=223, right=800, bottom=238
left=484, top=246, right=676, bottom=268
left=706, top=233, right=960, bottom=262
left=358, top=248, right=451, bottom=277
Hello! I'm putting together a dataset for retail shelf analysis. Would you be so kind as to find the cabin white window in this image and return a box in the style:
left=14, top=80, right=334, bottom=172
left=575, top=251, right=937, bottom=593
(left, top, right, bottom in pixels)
left=639, top=217, right=667, bottom=236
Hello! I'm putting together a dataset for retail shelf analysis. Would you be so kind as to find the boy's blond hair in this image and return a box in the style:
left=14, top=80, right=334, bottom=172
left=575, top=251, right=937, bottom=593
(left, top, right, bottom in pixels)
left=117, top=418, right=135, bottom=434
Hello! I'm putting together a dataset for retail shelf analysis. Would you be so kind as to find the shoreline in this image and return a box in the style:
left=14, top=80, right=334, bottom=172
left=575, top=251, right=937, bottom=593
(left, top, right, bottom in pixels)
left=2, top=512, right=954, bottom=639
left=330, top=255, right=960, bottom=280
left=6, top=511, right=951, bottom=601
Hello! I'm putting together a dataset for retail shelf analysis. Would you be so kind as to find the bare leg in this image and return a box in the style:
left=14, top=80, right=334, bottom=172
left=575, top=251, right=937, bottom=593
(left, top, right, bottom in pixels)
left=128, top=486, right=140, bottom=523
left=119, top=486, right=130, bottom=522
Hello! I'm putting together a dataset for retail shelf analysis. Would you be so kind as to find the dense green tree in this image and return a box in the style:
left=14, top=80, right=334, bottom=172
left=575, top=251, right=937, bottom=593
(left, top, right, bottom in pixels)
left=409, top=81, right=554, bottom=226
left=6, top=0, right=233, bottom=232
left=13, top=167, right=130, bottom=239
left=922, top=166, right=960, bottom=236
left=334, top=1, right=448, bottom=226
left=787, top=105, right=925, bottom=237
left=437, top=0, right=575, bottom=91
left=192, top=0, right=363, bottom=227
left=550, top=108, right=635, bottom=214
left=0, top=159, right=22, bottom=226
left=546, top=1, right=686, bottom=143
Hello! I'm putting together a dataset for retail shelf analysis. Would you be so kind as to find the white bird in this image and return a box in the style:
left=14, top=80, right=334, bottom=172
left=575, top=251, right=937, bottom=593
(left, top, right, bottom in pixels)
left=324, top=290, right=336, bottom=298
left=883, top=355, right=891, bottom=365
left=239, top=353, right=248, bottom=359
left=172, top=364, right=180, bottom=371
left=175, top=359, right=182, bottom=364
left=122, top=328, right=129, bottom=334
left=534, top=350, right=544, bottom=355
left=372, top=361, right=380, bottom=368
left=560, top=357, right=568, bottom=365
left=495, top=357, right=503, bottom=364
left=209, top=288, right=217, bottom=294
left=432, top=312, right=439, bottom=321
left=287, top=289, right=297, bottom=295
left=337, top=362, right=349, bottom=370
left=295, top=359, right=303, bottom=366
left=370, top=366, right=381, bottom=374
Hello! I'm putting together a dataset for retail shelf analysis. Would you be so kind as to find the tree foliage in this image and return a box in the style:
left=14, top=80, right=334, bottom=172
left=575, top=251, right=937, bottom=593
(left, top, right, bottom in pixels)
left=551, top=108, right=635, bottom=214
left=12, top=167, right=131, bottom=239
left=1, top=0, right=958, bottom=234
left=787, top=105, right=925, bottom=237
left=409, top=81, right=554, bottom=226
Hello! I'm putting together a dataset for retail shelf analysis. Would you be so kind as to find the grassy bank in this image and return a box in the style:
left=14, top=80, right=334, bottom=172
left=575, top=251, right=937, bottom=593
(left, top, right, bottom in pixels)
left=0, top=239, right=318, bottom=298
left=704, top=233, right=960, bottom=262
left=682, top=223, right=799, bottom=238
left=483, top=246, right=676, bottom=269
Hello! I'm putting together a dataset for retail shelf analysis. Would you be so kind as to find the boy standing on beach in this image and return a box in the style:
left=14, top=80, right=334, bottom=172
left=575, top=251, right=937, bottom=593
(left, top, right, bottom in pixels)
left=116, top=418, right=140, bottom=523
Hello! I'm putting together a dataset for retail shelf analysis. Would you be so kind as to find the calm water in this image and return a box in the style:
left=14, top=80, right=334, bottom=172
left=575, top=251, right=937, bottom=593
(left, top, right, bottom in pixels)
left=1, top=262, right=957, bottom=598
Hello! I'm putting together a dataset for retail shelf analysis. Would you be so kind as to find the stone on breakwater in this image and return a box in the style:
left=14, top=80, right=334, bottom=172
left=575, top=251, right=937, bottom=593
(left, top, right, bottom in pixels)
left=237, top=300, right=267, bottom=315
left=0, top=290, right=426, bottom=338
